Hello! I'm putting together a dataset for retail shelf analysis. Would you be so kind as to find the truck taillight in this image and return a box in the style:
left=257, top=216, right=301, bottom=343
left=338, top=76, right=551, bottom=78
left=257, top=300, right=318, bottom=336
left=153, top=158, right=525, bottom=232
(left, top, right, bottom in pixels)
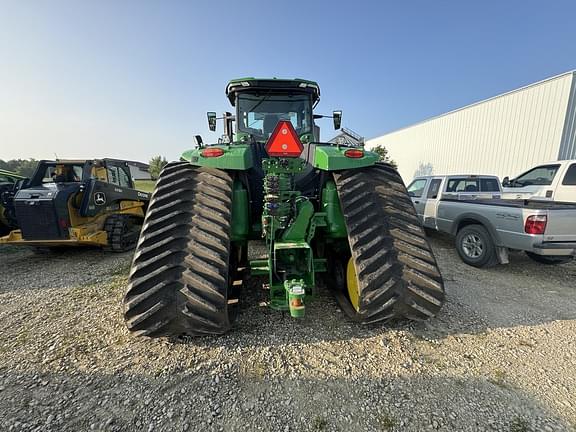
left=524, top=215, right=547, bottom=234
left=201, top=148, right=224, bottom=158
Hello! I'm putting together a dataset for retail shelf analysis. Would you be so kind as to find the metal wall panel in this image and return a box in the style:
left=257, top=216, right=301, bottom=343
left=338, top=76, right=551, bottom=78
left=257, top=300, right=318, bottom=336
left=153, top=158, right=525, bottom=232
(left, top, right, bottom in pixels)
left=367, top=72, right=575, bottom=182
left=559, top=72, right=576, bottom=160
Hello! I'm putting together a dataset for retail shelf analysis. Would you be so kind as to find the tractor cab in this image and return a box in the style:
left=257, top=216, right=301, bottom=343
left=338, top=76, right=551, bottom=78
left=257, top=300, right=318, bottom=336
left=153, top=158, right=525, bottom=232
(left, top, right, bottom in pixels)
left=226, top=78, right=321, bottom=144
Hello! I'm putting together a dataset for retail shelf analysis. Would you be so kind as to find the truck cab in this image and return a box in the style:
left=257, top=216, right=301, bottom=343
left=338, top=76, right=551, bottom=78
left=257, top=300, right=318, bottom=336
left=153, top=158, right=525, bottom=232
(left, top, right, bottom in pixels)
left=502, top=160, right=576, bottom=203
left=407, top=175, right=502, bottom=228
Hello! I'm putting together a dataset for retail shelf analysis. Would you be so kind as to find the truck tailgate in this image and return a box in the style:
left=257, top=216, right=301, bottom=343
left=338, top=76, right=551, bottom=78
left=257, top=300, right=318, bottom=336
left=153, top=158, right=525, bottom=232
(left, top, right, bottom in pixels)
left=544, top=209, right=576, bottom=242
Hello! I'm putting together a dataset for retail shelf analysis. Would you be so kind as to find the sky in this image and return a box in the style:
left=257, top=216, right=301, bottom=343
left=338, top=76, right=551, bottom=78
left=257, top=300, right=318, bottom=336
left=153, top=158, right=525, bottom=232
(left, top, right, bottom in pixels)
left=1, top=0, right=575, bottom=163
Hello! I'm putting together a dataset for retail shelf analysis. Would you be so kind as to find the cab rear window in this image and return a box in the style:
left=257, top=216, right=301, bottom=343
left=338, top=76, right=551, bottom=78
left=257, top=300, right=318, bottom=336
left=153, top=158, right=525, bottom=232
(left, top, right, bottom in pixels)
left=562, top=164, right=576, bottom=186
left=446, top=177, right=499, bottom=193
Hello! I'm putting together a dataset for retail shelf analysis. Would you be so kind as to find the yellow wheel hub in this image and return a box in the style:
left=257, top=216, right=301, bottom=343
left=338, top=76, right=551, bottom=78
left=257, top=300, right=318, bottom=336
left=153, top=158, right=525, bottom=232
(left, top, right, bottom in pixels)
left=346, top=257, right=360, bottom=311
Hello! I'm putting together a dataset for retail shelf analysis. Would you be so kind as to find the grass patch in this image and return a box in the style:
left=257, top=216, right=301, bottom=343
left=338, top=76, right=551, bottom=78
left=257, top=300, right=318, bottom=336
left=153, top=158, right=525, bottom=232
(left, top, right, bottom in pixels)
left=134, top=179, right=156, bottom=193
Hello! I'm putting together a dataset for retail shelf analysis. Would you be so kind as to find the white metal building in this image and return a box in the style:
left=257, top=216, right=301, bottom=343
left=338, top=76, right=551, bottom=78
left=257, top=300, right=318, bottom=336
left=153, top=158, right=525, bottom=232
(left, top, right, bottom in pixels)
left=366, top=71, right=576, bottom=182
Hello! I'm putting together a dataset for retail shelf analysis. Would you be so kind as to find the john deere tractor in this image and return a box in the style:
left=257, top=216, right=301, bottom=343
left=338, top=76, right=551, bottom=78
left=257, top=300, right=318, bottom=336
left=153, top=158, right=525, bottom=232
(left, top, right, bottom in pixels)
left=124, top=78, right=445, bottom=337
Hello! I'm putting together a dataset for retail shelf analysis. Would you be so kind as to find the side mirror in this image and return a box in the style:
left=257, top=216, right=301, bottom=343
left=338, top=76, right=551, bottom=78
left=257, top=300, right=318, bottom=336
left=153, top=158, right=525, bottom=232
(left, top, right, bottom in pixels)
left=194, top=135, right=203, bottom=147
left=332, top=110, right=342, bottom=130
left=502, top=176, right=510, bottom=187
left=207, top=112, right=217, bottom=131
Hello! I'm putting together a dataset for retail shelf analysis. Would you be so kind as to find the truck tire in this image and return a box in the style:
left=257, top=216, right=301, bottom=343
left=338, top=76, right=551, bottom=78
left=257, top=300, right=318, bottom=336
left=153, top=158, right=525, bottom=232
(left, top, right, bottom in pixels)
left=123, top=162, right=238, bottom=337
left=455, top=224, right=498, bottom=268
left=525, top=252, right=574, bottom=265
left=333, top=163, right=445, bottom=323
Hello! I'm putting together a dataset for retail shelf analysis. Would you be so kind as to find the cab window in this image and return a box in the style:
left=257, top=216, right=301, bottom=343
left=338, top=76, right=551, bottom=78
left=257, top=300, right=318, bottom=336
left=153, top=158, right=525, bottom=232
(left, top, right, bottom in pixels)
left=426, top=179, right=442, bottom=199
left=107, top=166, right=119, bottom=186
left=562, top=164, right=576, bottom=186
left=446, top=178, right=479, bottom=193
left=513, top=165, right=559, bottom=187
left=407, top=179, right=427, bottom=198
left=118, top=167, right=132, bottom=188
left=42, top=165, right=82, bottom=183
left=480, top=178, right=500, bottom=192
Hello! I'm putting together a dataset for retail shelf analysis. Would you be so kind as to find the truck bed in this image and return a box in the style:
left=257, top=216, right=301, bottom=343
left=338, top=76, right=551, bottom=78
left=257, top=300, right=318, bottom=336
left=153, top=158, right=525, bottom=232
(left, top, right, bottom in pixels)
left=441, top=197, right=576, bottom=210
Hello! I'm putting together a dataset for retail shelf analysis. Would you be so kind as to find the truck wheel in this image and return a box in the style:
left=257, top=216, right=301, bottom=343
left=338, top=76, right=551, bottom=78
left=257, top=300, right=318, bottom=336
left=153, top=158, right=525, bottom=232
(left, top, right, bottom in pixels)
left=455, top=225, right=498, bottom=268
left=525, top=252, right=574, bottom=265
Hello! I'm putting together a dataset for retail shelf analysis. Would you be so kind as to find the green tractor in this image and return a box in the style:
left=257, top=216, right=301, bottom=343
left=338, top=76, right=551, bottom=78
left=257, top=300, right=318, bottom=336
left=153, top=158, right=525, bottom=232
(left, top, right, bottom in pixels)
left=124, top=78, right=445, bottom=337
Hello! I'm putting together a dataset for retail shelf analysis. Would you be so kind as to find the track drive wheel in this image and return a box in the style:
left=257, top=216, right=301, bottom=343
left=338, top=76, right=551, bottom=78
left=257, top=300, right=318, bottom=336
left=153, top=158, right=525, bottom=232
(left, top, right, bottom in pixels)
left=332, top=162, right=445, bottom=323
left=123, top=162, right=239, bottom=337
left=104, top=214, right=140, bottom=252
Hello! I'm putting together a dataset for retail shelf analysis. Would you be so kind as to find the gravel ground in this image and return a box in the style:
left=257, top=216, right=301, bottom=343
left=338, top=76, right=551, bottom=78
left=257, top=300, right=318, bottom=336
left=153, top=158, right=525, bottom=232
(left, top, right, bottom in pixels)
left=0, top=236, right=575, bottom=432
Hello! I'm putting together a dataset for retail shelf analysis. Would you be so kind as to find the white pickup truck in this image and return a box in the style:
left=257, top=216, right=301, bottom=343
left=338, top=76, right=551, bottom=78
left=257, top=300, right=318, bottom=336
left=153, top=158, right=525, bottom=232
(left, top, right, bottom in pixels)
left=407, top=175, right=576, bottom=268
left=502, top=159, right=576, bottom=203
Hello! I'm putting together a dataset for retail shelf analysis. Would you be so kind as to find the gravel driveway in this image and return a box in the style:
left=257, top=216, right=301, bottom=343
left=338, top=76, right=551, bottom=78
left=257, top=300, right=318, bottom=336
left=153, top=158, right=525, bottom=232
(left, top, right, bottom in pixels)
left=0, top=236, right=574, bottom=432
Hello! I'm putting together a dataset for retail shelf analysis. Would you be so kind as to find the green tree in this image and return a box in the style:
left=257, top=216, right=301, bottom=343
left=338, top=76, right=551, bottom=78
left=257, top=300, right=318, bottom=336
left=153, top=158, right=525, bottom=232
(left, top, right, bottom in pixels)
left=148, top=156, right=168, bottom=180
left=371, top=145, right=397, bottom=168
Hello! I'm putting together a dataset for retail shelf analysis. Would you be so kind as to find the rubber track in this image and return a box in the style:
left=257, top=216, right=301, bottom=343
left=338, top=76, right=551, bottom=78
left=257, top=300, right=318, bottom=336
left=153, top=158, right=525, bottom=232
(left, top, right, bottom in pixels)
left=123, top=162, right=234, bottom=337
left=333, top=163, right=445, bottom=323
left=104, top=214, right=138, bottom=252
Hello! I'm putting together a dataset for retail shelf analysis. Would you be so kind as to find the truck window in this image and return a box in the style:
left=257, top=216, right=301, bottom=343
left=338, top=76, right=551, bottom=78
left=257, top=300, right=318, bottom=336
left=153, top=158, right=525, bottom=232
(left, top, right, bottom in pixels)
left=513, top=164, right=559, bottom=187
left=562, top=164, right=576, bottom=185
left=446, top=178, right=479, bottom=192
left=480, top=178, right=500, bottom=192
left=407, top=179, right=427, bottom=198
left=426, top=179, right=442, bottom=198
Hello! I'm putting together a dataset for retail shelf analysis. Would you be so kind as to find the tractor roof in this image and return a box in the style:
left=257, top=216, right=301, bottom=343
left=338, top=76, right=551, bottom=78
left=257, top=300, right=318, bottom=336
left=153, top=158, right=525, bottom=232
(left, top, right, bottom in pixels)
left=0, top=169, right=26, bottom=180
left=226, top=77, right=320, bottom=105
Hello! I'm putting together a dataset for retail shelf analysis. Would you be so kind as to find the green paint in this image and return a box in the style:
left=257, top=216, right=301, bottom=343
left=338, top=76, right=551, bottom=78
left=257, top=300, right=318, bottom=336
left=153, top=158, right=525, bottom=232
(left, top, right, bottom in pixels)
left=313, top=145, right=379, bottom=171
left=269, top=241, right=314, bottom=311
left=180, top=145, right=253, bottom=170
left=0, top=169, right=26, bottom=181
left=282, top=199, right=314, bottom=241
left=321, top=180, right=348, bottom=238
left=231, top=180, right=249, bottom=242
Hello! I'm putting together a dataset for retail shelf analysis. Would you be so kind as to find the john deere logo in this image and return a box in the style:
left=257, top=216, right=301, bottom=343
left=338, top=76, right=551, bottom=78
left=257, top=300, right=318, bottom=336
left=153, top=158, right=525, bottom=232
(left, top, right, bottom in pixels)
left=94, top=192, right=106, bottom=205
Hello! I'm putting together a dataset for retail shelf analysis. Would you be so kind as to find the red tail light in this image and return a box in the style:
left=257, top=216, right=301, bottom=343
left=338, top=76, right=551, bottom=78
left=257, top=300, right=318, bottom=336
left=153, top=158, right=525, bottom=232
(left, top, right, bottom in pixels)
left=344, top=149, right=364, bottom=158
left=201, top=148, right=224, bottom=158
left=525, top=215, right=547, bottom=234
left=265, top=121, right=303, bottom=157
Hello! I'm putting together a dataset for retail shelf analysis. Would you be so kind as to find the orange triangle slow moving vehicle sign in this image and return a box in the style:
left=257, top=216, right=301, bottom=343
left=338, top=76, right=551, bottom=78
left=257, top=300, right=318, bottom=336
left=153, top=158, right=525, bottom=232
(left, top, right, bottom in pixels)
left=265, top=121, right=304, bottom=157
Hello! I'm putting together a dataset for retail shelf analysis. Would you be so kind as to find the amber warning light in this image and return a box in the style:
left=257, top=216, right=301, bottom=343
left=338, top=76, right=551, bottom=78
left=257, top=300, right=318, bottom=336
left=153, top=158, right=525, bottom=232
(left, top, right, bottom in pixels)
left=265, top=121, right=304, bottom=157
